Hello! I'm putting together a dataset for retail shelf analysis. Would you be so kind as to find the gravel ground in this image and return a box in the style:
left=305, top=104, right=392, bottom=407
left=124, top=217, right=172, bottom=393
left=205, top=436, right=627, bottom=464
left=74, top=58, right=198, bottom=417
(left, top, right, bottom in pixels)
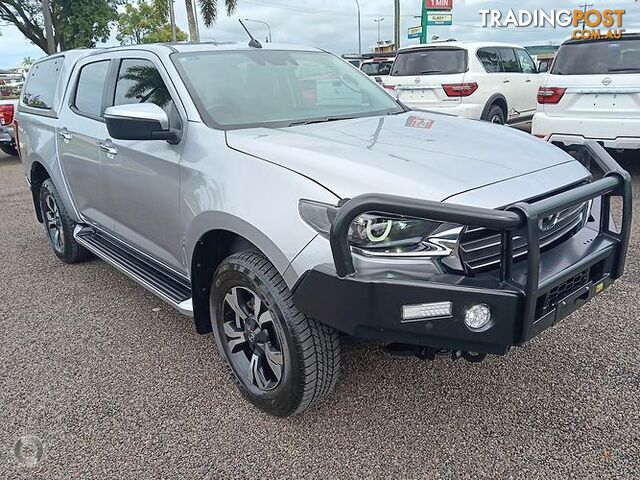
left=1, top=149, right=639, bottom=479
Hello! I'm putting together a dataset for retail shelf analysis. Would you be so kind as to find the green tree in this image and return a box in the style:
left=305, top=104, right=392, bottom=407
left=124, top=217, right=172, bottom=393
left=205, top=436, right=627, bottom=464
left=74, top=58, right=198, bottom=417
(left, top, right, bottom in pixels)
left=151, top=0, right=238, bottom=43
left=0, top=0, right=120, bottom=54
left=116, top=0, right=187, bottom=45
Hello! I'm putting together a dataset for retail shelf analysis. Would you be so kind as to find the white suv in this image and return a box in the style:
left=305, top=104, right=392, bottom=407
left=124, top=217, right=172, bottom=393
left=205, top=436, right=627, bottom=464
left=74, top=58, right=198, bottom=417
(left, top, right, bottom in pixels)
left=383, top=41, right=543, bottom=125
left=533, top=34, right=640, bottom=151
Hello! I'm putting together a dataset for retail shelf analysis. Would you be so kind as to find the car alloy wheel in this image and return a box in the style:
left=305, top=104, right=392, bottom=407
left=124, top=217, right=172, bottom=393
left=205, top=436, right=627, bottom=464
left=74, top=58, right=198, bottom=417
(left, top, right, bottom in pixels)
left=43, top=192, right=65, bottom=253
left=491, top=114, right=503, bottom=124
left=221, top=286, right=284, bottom=391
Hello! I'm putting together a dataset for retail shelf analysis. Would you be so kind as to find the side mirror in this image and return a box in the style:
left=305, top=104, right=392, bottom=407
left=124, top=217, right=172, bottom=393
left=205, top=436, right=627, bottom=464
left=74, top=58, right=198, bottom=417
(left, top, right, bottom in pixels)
left=104, top=103, right=180, bottom=144
left=538, top=63, right=549, bottom=73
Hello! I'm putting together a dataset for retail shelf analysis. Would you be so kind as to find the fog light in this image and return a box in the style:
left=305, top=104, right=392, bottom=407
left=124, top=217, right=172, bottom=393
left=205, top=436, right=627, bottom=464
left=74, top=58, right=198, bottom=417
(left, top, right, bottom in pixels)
left=402, top=301, right=452, bottom=322
left=465, top=304, right=491, bottom=330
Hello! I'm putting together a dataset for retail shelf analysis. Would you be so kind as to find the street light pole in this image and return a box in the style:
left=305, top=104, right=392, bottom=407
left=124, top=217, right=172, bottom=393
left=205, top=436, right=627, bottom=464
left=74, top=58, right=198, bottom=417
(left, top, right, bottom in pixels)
left=169, top=0, right=177, bottom=42
left=374, top=18, right=384, bottom=45
left=354, top=0, right=362, bottom=55
left=244, top=18, right=272, bottom=43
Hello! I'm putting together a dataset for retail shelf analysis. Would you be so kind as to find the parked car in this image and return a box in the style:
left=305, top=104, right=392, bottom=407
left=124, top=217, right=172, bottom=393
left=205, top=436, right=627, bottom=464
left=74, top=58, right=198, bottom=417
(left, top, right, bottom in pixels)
left=384, top=41, right=544, bottom=125
left=0, top=98, right=18, bottom=156
left=532, top=33, right=640, bottom=152
left=360, top=57, right=395, bottom=84
left=16, top=44, right=631, bottom=417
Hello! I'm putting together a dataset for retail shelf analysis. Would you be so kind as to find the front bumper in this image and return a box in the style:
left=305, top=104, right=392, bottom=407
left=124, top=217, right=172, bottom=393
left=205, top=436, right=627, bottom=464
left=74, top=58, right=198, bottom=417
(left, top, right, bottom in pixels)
left=292, top=142, right=631, bottom=355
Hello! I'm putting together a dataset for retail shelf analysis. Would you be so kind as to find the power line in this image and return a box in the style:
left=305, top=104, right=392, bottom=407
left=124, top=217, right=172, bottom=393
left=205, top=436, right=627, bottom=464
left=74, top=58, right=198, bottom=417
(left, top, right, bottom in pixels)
left=578, top=3, right=594, bottom=29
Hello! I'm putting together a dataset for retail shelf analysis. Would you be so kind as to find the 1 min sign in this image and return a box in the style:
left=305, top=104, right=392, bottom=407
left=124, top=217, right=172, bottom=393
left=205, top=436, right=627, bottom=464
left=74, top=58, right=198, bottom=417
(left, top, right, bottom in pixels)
left=425, top=0, right=453, bottom=10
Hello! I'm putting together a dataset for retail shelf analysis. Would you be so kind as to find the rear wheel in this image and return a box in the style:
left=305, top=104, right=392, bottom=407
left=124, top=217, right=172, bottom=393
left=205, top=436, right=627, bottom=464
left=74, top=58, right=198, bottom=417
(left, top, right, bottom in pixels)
left=482, top=104, right=506, bottom=125
left=39, top=179, right=92, bottom=263
left=211, top=250, right=341, bottom=417
left=0, top=143, right=18, bottom=156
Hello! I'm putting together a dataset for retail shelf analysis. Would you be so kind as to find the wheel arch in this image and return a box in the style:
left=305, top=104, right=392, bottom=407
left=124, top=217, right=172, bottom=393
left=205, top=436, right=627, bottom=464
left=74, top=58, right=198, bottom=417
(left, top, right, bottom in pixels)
left=187, top=212, right=301, bottom=335
left=481, top=94, right=508, bottom=121
left=30, top=161, right=51, bottom=223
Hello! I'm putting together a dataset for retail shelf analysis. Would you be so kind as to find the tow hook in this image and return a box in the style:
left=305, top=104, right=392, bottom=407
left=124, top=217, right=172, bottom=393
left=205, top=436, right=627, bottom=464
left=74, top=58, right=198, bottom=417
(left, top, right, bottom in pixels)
left=385, top=343, right=487, bottom=363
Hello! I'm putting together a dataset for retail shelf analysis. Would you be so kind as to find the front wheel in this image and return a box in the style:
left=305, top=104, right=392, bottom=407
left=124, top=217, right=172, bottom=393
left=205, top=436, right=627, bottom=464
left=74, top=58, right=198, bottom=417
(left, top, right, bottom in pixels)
left=211, top=251, right=342, bottom=417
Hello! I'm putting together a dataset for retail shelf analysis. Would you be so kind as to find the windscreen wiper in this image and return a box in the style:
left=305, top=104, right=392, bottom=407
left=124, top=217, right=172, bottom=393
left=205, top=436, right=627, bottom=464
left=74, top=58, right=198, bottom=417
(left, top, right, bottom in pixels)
left=288, top=116, right=355, bottom=127
left=608, top=67, right=640, bottom=72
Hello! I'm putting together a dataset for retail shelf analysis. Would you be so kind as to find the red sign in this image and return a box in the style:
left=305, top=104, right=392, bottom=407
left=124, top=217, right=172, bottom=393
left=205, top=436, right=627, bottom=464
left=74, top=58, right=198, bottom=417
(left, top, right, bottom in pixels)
left=425, top=0, right=453, bottom=10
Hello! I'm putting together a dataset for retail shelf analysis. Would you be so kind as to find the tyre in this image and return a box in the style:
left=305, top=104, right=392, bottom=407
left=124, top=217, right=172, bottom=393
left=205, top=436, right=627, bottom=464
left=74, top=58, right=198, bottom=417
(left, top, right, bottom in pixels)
left=0, top=143, right=18, bottom=156
left=482, top=104, right=506, bottom=125
left=210, top=250, right=341, bottom=417
left=39, top=179, right=92, bottom=263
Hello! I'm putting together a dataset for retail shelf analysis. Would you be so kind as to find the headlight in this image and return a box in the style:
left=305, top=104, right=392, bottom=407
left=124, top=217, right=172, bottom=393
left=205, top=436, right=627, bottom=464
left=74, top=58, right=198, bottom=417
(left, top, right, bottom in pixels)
left=299, top=199, right=460, bottom=257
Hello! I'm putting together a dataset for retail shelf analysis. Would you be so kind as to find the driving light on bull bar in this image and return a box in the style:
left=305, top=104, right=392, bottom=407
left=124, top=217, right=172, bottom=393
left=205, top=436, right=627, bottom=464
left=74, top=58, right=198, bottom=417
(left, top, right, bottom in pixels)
left=402, top=302, right=452, bottom=322
left=464, top=304, right=492, bottom=330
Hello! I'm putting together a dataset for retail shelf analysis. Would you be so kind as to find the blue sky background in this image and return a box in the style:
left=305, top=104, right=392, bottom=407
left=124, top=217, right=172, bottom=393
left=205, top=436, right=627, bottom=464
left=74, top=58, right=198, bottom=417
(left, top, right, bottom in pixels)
left=1, top=0, right=638, bottom=68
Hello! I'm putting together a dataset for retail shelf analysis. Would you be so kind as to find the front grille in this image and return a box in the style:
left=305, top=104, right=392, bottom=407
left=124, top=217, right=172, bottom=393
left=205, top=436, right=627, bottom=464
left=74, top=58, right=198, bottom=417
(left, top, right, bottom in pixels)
left=459, top=202, right=588, bottom=272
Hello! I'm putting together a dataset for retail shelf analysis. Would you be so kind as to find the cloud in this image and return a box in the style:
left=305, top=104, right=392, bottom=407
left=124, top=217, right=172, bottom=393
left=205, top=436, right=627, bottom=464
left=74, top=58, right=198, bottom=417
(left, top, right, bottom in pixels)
left=0, top=0, right=638, bottom=68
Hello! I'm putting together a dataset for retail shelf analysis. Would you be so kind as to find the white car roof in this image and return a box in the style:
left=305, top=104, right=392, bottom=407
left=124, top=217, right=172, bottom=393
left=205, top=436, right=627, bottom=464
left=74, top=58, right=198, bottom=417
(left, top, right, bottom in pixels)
left=397, top=41, right=526, bottom=53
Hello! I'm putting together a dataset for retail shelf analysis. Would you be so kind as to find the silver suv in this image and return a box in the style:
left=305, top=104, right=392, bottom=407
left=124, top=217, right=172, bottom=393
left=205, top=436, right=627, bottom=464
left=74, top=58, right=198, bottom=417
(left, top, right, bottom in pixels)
left=16, top=43, right=631, bottom=417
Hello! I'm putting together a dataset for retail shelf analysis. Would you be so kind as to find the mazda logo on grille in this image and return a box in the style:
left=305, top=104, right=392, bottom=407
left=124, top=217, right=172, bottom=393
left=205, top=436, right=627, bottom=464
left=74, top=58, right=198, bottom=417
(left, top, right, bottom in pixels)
left=602, top=77, right=612, bottom=86
left=538, top=214, right=560, bottom=232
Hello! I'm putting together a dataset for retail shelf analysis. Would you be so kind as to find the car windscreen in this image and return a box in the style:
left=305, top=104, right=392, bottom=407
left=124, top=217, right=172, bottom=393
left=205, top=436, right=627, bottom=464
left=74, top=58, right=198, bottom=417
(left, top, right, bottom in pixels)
left=390, top=48, right=467, bottom=76
left=551, top=38, right=640, bottom=75
left=361, top=61, right=392, bottom=76
left=173, top=50, right=403, bottom=129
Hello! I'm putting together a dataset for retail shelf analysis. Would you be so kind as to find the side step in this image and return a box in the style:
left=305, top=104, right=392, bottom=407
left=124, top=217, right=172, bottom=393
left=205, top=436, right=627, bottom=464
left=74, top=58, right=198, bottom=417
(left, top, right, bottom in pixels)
left=74, top=226, right=193, bottom=316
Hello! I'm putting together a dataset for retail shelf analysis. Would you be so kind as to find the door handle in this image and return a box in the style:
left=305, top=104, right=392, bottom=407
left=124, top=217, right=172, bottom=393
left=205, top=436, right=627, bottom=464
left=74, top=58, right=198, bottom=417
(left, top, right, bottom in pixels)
left=99, top=142, right=118, bottom=156
left=58, top=130, right=73, bottom=141
left=503, top=80, right=511, bottom=83
left=525, top=79, right=532, bottom=83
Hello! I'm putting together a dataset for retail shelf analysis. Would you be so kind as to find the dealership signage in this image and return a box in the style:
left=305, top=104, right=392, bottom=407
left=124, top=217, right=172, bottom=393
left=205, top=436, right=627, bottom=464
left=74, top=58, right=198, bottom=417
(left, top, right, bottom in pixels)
left=408, top=26, right=423, bottom=39
left=427, top=12, right=453, bottom=26
left=425, top=0, right=453, bottom=10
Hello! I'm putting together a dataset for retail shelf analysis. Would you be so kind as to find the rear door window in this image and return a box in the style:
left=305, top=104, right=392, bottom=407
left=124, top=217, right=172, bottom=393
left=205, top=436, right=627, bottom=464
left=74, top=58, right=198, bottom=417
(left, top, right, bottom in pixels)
left=22, top=57, right=64, bottom=110
left=74, top=61, right=110, bottom=118
left=477, top=48, right=502, bottom=73
left=552, top=38, right=640, bottom=75
left=498, top=48, right=521, bottom=73
left=391, top=49, right=467, bottom=76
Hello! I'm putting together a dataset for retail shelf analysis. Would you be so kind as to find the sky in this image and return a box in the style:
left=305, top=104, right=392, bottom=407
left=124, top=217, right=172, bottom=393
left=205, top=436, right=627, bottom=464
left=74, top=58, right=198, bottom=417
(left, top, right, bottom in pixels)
left=0, top=0, right=638, bottom=68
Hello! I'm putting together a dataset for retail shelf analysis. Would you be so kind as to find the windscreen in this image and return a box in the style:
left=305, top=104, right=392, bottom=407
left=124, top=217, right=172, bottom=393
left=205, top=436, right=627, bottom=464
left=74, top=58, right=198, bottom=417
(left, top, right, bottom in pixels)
left=361, top=61, right=393, bottom=76
left=551, top=38, right=640, bottom=75
left=174, top=50, right=403, bottom=129
left=391, top=48, right=467, bottom=76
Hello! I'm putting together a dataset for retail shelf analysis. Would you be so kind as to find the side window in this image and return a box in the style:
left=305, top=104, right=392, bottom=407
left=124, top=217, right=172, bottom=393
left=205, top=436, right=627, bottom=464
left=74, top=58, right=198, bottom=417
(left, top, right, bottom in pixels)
left=114, top=59, right=180, bottom=129
left=74, top=61, right=110, bottom=118
left=498, top=48, right=521, bottom=73
left=22, top=57, right=64, bottom=110
left=477, top=48, right=502, bottom=73
left=515, top=49, right=537, bottom=74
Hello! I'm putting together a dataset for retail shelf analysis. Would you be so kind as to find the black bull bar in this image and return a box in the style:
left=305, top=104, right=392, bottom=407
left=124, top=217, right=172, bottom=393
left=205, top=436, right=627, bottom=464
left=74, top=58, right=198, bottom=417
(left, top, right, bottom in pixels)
left=328, top=141, right=632, bottom=343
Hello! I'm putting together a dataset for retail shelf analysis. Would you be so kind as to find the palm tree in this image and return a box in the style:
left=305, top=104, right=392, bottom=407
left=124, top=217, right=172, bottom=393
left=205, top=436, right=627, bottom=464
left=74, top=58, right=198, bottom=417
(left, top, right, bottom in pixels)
left=152, top=0, right=238, bottom=43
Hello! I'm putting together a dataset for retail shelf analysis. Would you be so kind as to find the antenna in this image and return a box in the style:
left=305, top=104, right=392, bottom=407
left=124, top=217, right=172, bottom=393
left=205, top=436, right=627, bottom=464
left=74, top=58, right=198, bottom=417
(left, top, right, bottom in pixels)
left=238, top=19, right=263, bottom=49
